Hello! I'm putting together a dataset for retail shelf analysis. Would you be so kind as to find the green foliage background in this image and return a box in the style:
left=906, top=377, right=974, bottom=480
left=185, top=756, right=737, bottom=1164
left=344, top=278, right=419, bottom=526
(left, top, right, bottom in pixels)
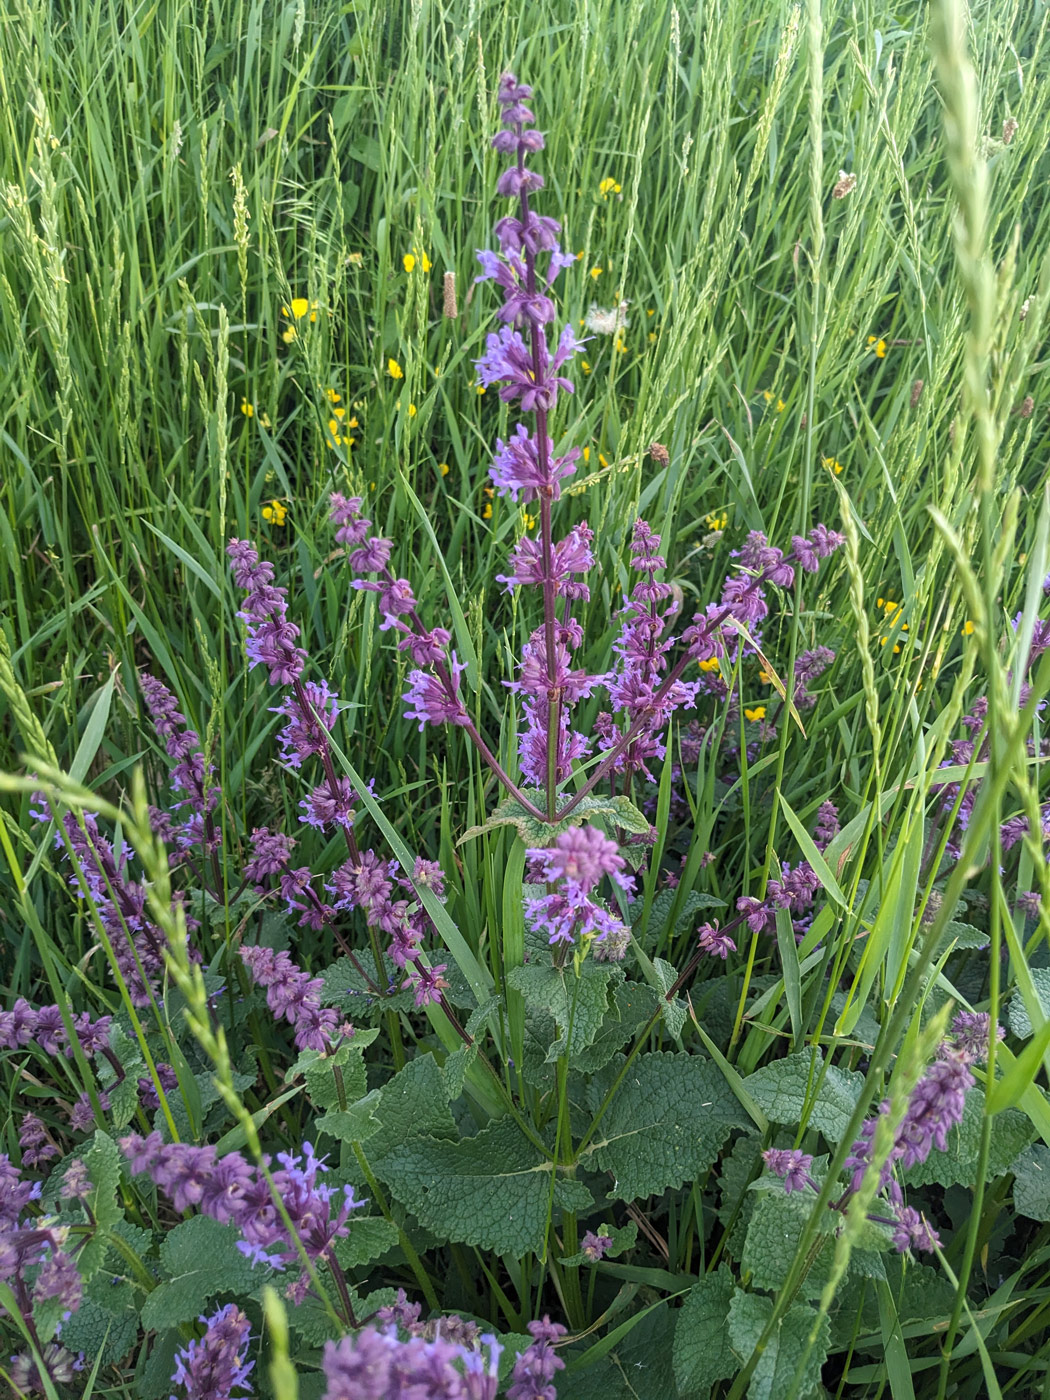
left=2, top=0, right=1050, bottom=1394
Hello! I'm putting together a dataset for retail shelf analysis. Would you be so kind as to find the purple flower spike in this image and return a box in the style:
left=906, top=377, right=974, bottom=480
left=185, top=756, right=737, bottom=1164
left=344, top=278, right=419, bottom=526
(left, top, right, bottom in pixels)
left=581, top=1231, right=613, bottom=1262
left=697, top=922, right=736, bottom=959
left=171, top=1303, right=254, bottom=1400
left=762, top=1147, right=816, bottom=1194
left=892, top=1206, right=941, bottom=1254
left=507, top=1314, right=567, bottom=1400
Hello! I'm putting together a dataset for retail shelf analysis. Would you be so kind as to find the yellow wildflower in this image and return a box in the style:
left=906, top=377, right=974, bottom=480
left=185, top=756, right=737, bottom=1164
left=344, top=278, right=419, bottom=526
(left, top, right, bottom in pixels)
left=590, top=266, right=603, bottom=280
left=647, top=308, right=655, bottom=317
left=260, top=411, right=271, bottom=429
left=575, top=250, right=585, bottom=260
left=326, top=388, right=342, bottom=404
left=762, top=390, right=786, bottom=412
left=758, top=669, right=772, bottom=684
left=598, top=453, right=608, bottom=468
left=403, top=253, right=416, bottom=273
left=582, top=446, right=590, bottom=462
left=408, top=403, right=417, bottom=418
left=240, top=398, right=254, bottom=417
left=524, top=512, right=536, bottom=531
left=439, top=462, right=450, bottom=476
left=387, top=358, right=404, bottom=380
left=476, top=384, right=486, bottom=395
left=698, top=657, right=721, bottom=673
left=648, top=331, right=656, bottom=343
left=744, top=706, right=766, bottom=722
left=615, top=335, right=627, bottom=354
left=962, top=619, right=975, bottom=635
left=482, top=502, right=492, bottom=519
left=347, top=252, right=363, bottom=266
left=581, top=361, right=591, bottom=374
left=598, top=177, right=622, bottom=198
left=705, top=510, right=728, bottom=531
left=262, top=499, right=287, bottom=526
left=867, top=335, right=888, bottom=358
left=822, top=456, right=844, bottom=475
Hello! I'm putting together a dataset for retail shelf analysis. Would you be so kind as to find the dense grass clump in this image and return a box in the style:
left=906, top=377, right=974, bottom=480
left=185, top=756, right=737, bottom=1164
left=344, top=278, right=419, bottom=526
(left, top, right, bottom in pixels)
left=2, top=0, right=1050, bottom=1395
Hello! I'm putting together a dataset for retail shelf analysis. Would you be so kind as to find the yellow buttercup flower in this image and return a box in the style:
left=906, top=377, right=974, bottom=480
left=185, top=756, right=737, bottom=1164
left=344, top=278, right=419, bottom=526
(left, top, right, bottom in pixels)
left=439, top=462, right=450, bottom=476
left=598, top=177, right=622, bottom=198
left=482, top=502, right=493, bottom=519
left=744, top=706, right=766, bottom=722
left=240, top=398, right=254, bottom=417
left=698, top=656, right=721, bottom=673
left=387, top=358, right=404, bottom=380
left=403, top=253, right=416, bottom=273
left=867, top=335, right=887, bottom=358
left=408, top=403, right=417, bottom=418
left=262, top=499, right=287, bottom=526
left=590, top=266, right=603, bottom=280
left=326, top=388, right=342, bottom=404
left=581, top=361, right=591, bottom=374
left=476, top=384, right=486, bottom=395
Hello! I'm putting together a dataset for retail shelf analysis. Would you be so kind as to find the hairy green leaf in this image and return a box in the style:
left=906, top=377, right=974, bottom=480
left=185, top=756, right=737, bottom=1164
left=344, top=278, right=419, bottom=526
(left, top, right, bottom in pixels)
left=585, top=1053, right=745, bottom=1201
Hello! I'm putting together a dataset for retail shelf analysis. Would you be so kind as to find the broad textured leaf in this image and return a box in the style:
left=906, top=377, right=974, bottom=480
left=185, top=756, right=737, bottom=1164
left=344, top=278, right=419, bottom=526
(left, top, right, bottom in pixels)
left=303, top=1036, right=376, bottom=1112
left=355, top=1053, right=456, bottom=1180
left=673, top=1266, right=738, bottom=1392
left=741, top=1191, right=835, bottom=1300
left=459, top=790, right=650, bottom=846
left=632, top=888, right=726, bottom=936
left=76, top=1130, right=123, bottom=1283
left=902, top=1087, right=1032, bottom=1188
left=140, top=1215, right=263, bottom=1331
left=380, top=1118, right=586, bottom=1255
left=333, top=1215, right=400, bottom=1268
left=1009, top=968, right=1050, bottom=1038
left=443, top=1042, right=479, bottom=1098
left=653, top=957, right=687, bottom=1037
left=727, top=1291, right=830, bottom=1400
left=508, top=961, right=620, bottom=1062
left=1011, top=1143, right=1050, bottom=1221
left=585, top=1053, right=745, bottom=1201
left=575, top=982, right=659, bottom=1074
left=314, top=1090, right=383, bottom=1145
left=59, top=1294, right=139, bottom=1367
left=321, top=956, right=415, bottom=1016
left=743, top=1050, right=864, bottom=1142
left=560, top=1304, right=689, bottom=1399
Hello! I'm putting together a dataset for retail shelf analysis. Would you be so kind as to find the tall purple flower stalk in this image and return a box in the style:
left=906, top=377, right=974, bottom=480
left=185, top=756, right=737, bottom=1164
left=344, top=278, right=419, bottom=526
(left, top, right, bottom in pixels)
left=763, top=1022, right=984, bottom=1254
left=121, top=1133, right=363, bottom=1303
left=171, top=1304, right=254, bottom=1400
left=319, top=1325, right=501, bottom=1400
